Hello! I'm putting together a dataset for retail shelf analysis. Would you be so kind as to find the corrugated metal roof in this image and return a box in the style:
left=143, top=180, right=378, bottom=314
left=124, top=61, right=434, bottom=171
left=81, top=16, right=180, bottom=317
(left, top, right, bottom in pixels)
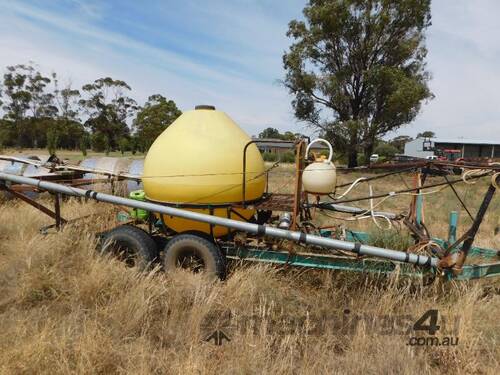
left=253, top=138, right=329, bottom=149
left=427, top=138, right=500, bottom=146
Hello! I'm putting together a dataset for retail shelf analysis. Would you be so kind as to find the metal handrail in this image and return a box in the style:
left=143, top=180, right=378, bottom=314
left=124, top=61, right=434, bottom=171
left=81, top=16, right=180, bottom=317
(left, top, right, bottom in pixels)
left=242, top=139, right=293, bottom=207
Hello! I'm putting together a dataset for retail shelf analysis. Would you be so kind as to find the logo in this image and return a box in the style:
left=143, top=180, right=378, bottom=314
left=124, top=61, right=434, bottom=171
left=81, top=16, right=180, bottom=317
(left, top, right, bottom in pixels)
left=205, top=330, right=231, bottom=346
left=407, top=309, right=459, bottom=346
left=200, top=309, right=460, bottom=347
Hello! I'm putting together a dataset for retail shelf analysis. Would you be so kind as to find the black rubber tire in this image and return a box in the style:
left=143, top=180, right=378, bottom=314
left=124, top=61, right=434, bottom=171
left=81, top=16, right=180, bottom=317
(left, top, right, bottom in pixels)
left=101, top=225, right=159, bottom=270
left=163, top=234, right=226, bottom=279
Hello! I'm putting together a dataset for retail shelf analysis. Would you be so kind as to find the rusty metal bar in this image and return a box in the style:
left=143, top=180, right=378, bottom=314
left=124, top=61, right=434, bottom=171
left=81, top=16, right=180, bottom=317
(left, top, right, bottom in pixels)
left=291, top=140, right=306, bottom=230
left=336, top=165, right=419, bottom=188
left=452, top=176, right=498, bottom=273
left=54, top=193, right=62, bottom=230
left=0, top=185, right=67, bottom=224
left=443, top=175, right=474, bottom=221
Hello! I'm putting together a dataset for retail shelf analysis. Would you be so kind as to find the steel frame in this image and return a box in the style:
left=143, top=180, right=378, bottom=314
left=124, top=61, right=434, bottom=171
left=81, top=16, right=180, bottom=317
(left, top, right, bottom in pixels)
left=1, top=154, right=499, bottom=282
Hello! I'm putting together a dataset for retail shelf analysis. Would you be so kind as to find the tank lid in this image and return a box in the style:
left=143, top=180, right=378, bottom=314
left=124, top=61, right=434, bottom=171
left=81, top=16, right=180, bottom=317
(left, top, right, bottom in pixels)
left=195, top=104, right=215, bottom=110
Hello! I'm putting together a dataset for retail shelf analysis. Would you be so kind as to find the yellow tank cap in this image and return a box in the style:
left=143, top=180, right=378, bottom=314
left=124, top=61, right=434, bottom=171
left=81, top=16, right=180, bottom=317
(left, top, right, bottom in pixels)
left=194, top=104, right=216, bottom=110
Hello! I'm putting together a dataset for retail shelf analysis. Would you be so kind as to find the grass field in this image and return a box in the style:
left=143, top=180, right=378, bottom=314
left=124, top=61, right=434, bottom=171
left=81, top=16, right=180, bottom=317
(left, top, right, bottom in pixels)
left=0, top=161, right=499, bottom=374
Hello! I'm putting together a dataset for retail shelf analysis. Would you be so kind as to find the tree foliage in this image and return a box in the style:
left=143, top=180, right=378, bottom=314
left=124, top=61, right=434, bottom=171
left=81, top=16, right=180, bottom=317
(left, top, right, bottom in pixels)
left=417, top=130, right=435, bottom=138
left=258, top=127, right=281, bottom=139
left=79, top=77, right=138, bottom=154
left=0, top=64, right=87, bottom=151
left=2, top=64, right=56, bottom=121
left=0, top=62, right=183, bottom=155
left=390, top=135, right=412, bottom=152
left=258, top=127, right=300, bottom=140
left=374, top=141, right=398, bottom=158
left=133, top=94, right=181, bottom=151
left=2, top=64, right=57, bottom=147
left=283, top=0, right=433, bottom=166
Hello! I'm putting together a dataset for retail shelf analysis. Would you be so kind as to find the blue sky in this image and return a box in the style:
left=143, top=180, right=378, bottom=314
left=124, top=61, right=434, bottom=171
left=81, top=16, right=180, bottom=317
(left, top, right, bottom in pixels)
left=1, top=0, right=499, bottom=140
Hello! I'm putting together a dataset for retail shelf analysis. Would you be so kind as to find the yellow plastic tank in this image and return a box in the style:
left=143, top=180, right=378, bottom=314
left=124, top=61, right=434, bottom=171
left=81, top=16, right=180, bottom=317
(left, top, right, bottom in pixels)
left=143, top=105, right=265, bottom=237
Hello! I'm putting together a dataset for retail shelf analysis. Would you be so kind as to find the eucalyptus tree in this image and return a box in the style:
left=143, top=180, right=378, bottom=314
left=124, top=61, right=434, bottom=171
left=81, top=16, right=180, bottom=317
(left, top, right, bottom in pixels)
left=133, top=94, right=181, bottom=151
left=283, top=0, right=433, bottom=166
left=2, top=63, right=56, bottom=147
left=80, top=77, right=138, bottom=153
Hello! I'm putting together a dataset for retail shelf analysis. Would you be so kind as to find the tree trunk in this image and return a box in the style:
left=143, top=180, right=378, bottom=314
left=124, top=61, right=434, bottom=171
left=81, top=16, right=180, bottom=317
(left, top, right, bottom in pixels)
left=348, top=148, right=358, bottom=168
left=363, top=132, right=377, bottom=165
left=364, top=143, right=374, bottom=165
left=347, top=127, right=358, bottom=168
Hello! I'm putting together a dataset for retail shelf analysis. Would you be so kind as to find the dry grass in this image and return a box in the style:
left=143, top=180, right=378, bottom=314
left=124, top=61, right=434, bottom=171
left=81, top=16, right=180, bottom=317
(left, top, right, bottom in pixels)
left=0, top=167, right=499, bottom=374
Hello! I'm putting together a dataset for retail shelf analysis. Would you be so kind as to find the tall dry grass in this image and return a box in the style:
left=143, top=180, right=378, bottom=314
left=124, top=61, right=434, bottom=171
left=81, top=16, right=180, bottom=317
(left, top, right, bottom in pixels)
left=0, top=168, right=499, bottom=374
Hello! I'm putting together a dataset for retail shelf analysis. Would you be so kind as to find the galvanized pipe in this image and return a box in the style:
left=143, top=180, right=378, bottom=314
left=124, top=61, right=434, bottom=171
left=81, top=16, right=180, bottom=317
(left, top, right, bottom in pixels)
left=0, top=172, right=438, bottom=268
left=312, top=203, right=398, bottom=219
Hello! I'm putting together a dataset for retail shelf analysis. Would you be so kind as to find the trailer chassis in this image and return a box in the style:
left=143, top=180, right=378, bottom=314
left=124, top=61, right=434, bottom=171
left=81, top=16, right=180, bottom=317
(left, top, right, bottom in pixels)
left=1, top=171, right=499, bottom=282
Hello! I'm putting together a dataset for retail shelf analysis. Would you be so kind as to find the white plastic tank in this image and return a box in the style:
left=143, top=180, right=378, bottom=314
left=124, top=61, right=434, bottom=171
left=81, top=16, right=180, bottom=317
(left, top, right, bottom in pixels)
left=80, top=158, right=97, bottom=179
left=23, top=161, right=53, bottom=199
left=0, top=159, right=11, bottom=173
left=1, top=159, right=30, bottom=199
left=1, top=155, right=54, bottom=199
left=3, top=159, right=28, bottom=176
left=80, top=157, right=132, bottom=194
left=302, top=139, right=337, bottom=195
left=24, top=164, right=52, bottom=178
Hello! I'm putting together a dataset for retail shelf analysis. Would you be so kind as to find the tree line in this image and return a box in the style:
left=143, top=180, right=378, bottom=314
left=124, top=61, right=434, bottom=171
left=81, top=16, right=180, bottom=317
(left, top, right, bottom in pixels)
left=0, top=63, right=181, bottom=155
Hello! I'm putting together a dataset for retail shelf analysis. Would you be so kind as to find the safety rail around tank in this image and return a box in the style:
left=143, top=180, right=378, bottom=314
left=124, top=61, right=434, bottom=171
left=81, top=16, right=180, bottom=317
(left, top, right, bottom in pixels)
left=242, top=138, right=309, bottom=207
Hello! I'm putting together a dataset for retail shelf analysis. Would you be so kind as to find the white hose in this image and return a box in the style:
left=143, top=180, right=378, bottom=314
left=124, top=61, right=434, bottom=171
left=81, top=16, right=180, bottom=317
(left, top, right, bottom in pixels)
left=335, top=177, right=367, bottom=199
left=369, top=184, right=393, bottom=229
left=344, top=184, right=393, bottom=230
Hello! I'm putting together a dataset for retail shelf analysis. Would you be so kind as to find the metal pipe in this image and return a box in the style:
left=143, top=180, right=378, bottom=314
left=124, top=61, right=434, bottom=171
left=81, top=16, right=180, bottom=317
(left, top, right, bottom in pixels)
left=331, top=172, right=490, bottom=206
left=0, top=172, right=438, bottom=268
left=312, top=203, right=398, bottom=219
left=448, top=211, right=458, bottom=245
left=0, top=155, right=44, bottom=166
left=242, top=139, right=283, bottom=206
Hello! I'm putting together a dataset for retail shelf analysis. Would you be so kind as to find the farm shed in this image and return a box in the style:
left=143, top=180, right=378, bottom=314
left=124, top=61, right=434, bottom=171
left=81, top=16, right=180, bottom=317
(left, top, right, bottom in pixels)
left=404, top=137, right=500, bottom=159
left=254, top=138, right=329, bottom=155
